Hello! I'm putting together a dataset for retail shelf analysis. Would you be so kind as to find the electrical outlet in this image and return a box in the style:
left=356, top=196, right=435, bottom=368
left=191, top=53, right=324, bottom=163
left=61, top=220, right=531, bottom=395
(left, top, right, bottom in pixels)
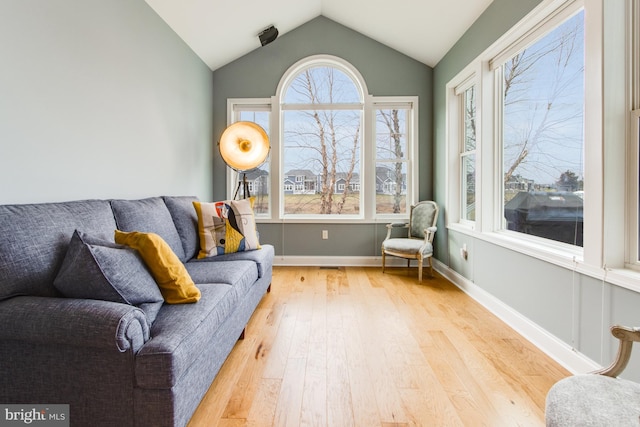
left=322, top=230, right=328, bottom=240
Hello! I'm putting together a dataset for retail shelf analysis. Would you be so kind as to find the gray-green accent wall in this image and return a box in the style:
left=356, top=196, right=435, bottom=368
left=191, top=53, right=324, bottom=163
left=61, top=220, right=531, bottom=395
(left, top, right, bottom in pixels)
left=212, top=16, right=433, bottom=257
left=0, top=0, right=213, bottom=204
left=433, top=0, right=640, bottom=380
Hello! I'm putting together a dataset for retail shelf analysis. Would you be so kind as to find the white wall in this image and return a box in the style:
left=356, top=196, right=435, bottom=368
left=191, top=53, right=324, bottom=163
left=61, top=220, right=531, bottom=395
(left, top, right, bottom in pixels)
left=0, top=0, right=213, bottom=204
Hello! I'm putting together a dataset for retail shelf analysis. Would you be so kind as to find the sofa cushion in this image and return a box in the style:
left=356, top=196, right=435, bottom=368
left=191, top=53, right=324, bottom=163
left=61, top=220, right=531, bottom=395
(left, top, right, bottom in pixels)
left=135, top=283, right=237, bottom=389
left=188, top=244, right=274, bottom=279
left=185, top=260, right=258, bottom=299
left=115, top=230, right=201, bottom=304
left=0, top=200, right=117, bottom=301
left=111, top=197, right=186, bottom=261
left=53, top=230, right=164, bottom=325
left=192, top=199, right=261, bottom=258
left=162, top=196, right=199, bottom=261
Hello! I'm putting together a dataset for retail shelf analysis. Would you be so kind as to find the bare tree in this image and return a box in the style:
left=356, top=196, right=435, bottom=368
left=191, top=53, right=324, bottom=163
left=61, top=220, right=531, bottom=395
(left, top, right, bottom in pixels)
left=284, top=67, right=360, bottom=214
left=336, top=125, right=359, bottom=213
left=502, top=16, right=584, bottom=185
left=464, top=86, right=477, bottom=218
left=377, top=109, right=405, bottom=213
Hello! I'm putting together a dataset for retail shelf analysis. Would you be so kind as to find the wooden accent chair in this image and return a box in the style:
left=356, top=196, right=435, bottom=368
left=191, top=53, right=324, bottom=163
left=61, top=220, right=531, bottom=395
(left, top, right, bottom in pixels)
left=381, top=201, right=439, bottom=282
left=545, top=325, right=640, bottom=425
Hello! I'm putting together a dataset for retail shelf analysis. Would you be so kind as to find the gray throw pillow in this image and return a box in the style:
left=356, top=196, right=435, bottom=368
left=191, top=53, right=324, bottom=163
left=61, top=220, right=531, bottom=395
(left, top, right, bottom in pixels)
left=53, top=230, right=164, bottom=325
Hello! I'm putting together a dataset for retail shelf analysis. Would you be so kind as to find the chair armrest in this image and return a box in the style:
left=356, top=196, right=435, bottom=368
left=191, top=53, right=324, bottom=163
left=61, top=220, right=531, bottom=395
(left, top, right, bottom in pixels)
left=386, top=222, right=408, bottom=228
left=384, top=222, right=408, bottom=240
left=0, top=296, right=150, bottom=353
left=423, top=226, right=438, bottom=242
left=592, top=325, right=640, bottom=377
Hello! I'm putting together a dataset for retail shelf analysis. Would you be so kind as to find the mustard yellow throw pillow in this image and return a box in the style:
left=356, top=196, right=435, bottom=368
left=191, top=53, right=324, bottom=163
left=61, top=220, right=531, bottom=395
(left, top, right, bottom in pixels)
left=114, top=230, right=200, bottom=304
left=193, top=198, right=261, bottom=259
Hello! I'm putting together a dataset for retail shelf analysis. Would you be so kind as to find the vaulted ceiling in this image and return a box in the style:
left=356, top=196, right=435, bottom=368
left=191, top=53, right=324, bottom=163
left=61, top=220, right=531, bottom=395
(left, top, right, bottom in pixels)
left=145, top=0, right=494, bottom=71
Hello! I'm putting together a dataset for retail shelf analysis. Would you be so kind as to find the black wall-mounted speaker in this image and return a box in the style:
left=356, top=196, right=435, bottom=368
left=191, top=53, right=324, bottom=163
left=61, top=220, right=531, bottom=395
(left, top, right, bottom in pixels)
left=258, top=25, right=278, bottom=46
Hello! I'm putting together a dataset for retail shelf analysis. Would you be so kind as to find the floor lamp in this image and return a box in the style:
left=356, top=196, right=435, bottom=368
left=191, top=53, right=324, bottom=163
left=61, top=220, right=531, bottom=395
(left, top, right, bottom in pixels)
left=218, top=121, right=270, bottom=199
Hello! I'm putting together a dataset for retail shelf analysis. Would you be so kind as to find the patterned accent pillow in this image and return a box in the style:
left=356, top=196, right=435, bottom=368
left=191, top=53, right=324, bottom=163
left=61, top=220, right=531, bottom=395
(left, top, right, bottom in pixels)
left=53, top=230, right=164, bottom=325
left=192, top=198, right=261, bottom=259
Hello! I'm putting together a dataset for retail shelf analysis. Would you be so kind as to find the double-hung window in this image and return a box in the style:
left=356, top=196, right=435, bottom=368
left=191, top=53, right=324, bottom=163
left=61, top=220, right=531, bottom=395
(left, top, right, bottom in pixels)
left=497, top=8, right=585, bottom=247
left=447, top=74, right=478, bottom=227
left=374, top=101, right=416, bottom=216
left=461, top=84, right=477, bottom=223
left=227, top=101, right=272, bottom=217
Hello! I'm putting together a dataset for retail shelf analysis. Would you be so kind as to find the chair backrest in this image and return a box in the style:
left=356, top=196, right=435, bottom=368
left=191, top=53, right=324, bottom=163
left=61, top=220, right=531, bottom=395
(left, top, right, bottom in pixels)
left=409, top=201, right=439, bottom=239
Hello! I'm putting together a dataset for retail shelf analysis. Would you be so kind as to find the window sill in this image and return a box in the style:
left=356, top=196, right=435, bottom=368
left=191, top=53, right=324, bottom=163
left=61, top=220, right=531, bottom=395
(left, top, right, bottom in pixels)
left=448, top=222, right=640, bottom=293
left=448, top=222, right=583, bottom=271
left=602, top=268, right=640, bottom=294
left=256, top=217, right=409, bottom=225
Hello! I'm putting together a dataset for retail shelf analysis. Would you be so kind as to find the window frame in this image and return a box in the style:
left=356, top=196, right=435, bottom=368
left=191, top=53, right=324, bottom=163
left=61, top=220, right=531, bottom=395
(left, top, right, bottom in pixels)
left=626, top=0, right=640, bottom=269
left=226, top=55, right=419, bottom=223
left=278, top=58, right=364, bottom=220
left=629, top=109, right=640, bottom=269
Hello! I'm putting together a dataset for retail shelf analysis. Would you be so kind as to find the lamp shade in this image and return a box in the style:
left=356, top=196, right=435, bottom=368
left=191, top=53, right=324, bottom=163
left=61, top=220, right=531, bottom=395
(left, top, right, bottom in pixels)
left=218, top=121, right=270, bottom=171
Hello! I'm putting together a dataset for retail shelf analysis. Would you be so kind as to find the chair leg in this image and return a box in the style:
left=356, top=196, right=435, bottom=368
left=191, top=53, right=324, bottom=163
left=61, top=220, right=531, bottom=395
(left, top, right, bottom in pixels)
left=428, top=257, right=434, bottom=278
left=382, top=251, right=386, bottom=273
left=418, top=258, right=423, bottom=283
left=407, top=259, right=411, bottom=268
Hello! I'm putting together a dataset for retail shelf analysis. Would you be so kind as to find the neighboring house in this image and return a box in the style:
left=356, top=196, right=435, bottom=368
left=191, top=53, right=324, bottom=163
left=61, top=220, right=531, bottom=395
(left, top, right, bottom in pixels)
left=375, top=166, right=406, bottom=195
left=334, top=173, right=360, bottom=194
left=282, top=170, right=361, bottom=194
left=283, top=169, right=317, bottom=194
left=505, top=174, right=535, bottom=192
left=243, top=168, right=269, bottom=195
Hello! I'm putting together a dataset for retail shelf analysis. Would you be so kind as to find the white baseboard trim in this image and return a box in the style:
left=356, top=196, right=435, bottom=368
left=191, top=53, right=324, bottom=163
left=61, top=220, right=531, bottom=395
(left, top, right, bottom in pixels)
left=271, top=255, right=600, bottom=374
left=273, top=255, right=407, bottom=267
left=432, top=258, right=601, bottom=375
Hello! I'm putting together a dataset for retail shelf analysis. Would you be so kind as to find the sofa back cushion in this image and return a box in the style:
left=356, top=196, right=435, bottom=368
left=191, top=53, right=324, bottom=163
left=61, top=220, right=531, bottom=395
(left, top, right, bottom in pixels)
left=0, top=200, right=117, bottom=300
left=111, top=197, right=186, bottom=261
left=162, top=196, right=199, bottom=261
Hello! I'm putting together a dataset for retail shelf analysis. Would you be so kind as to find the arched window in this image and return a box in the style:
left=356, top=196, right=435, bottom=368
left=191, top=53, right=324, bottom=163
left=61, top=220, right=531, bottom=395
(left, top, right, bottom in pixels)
left=278, top=56, right=365, bottom=216
left=227, top=55, right=418, bottom=221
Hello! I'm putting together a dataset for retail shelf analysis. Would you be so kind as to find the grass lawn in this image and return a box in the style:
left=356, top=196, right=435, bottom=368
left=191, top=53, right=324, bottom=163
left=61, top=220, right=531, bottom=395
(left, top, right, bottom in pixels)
left=251, top=193, right=407, bottom=214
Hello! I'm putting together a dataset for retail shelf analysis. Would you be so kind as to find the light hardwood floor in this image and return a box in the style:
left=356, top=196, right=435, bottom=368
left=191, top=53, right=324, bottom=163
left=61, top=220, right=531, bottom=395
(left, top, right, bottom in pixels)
left=187, top=266, right=570, bottom=427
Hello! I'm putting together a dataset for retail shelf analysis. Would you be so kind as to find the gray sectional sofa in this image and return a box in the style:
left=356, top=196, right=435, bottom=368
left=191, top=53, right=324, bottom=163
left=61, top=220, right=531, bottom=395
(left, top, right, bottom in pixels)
left=0, top=196, right=274, bottom=427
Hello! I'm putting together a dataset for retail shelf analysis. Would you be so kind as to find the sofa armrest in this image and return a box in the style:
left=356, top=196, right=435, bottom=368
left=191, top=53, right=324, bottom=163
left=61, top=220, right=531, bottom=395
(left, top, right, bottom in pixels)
left=0, top=296, right=149, bottom=352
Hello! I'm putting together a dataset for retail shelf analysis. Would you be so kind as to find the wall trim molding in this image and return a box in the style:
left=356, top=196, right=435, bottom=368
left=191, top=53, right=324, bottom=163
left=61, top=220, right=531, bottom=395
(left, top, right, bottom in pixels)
left=272, top=255, right=600, bottom=374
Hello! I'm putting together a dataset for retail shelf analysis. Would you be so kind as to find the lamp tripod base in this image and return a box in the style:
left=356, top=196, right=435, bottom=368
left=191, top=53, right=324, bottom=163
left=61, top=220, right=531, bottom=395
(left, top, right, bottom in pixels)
left=233, top=173, right=251, bottom=200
